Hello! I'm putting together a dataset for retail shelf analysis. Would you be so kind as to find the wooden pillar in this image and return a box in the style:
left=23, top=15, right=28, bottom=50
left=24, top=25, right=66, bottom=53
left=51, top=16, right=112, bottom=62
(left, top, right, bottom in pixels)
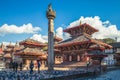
left=77, top=55, right=80, bottom=61
left=69, top=55, right=72, bottom=61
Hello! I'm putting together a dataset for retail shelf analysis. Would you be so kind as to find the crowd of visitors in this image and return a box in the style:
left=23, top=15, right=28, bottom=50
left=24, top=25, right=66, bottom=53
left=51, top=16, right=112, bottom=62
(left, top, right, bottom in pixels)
left=9, top=61, right=22, bottom=72
left=8, top=60, right=41, bottom=74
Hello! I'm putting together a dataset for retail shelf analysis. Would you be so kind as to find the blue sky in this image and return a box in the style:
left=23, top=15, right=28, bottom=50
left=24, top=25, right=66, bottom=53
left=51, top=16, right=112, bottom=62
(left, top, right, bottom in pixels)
left=0, top=0, right=120, bottom=43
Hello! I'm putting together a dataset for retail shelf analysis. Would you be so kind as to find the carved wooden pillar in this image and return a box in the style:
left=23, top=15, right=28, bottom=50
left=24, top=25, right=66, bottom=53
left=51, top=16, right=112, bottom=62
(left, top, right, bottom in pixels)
left=69, top=55, right=72, bottom=61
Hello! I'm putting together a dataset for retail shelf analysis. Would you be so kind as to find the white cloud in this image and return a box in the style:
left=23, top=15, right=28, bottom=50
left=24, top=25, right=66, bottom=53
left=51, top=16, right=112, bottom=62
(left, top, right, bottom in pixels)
left=63, top=33, right=71, bottom=40
left=55, top=26, right=71, bottom=40
left=30, top=26, right=70, bottom=43
left=56, top=27, right=63, bottom=38
left=30, top=34, right=48, bottom=43
left=0, top=23, right=41, bottom=35
left=67, top=16, right=120, bottom=41
left=0, top=42, right=16, bottom=46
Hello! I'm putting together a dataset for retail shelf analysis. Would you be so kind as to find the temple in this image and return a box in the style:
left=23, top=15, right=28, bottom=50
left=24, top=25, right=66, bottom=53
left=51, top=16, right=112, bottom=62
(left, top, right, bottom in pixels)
left=3, top=43, right=15, bottom=68
left=14, top=39, right=47, bottom=69
left=55, top=23, right=112, bottom=65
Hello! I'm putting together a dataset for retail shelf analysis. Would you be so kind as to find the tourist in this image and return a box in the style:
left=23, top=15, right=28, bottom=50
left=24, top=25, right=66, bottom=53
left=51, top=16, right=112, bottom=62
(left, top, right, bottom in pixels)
left=15, top=62, right=18, bottom=72
left=12, top=62, right=15, bottom=71
left=30, top=60, right=34, bottom=74
left=20, top=62, right=23, bottom=71
left=37, top=61, right=41, bottom=73
left=9, top=61, right=13, bottom=70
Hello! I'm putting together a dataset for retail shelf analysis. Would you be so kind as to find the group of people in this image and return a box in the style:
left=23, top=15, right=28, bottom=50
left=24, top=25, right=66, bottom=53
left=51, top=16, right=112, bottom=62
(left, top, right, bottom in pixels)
left=8, top=60, right=41, bottom=74
left=9, top=61, right=23, bottom=72
left=29, top=60, right=41, bottom=74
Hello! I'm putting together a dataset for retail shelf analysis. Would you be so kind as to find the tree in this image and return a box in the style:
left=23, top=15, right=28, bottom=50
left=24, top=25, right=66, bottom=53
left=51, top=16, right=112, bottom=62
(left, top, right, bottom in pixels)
left=102, top=38, right=116, bottom=43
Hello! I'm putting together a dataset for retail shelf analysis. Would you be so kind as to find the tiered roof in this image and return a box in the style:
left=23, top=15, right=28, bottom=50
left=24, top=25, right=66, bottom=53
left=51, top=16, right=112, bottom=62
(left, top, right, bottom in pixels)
left=19, top=39, right=47, bottom=47
left=3, top=43, right=14, bottom=59
left=15, top=39, right=47, bottom=57
left=55, top=34, right=112, bottom=49
left=3, top=53, right=11, bottom=58
left=15, top=47, right=46, bottom=56
left=55, top=23, right=112, bottom=51
left=6, top=43, right=14, bottom=48
left=64, top=23, right=98, bottom=37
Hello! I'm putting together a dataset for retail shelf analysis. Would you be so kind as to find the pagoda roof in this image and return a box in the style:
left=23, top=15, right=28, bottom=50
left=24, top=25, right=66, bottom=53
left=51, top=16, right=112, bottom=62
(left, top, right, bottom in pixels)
left=91, top=39, right=112, bottom=49
left=89, top=44, right=105, bottom=51
left=15, top=52, right=44, bottom=56
left=54, top=36, right=62, bottom=42
left=13, top=47, right=21, bottom=51
left=55, top=35, right=91, bottom=46
left=55, top=34, right=112, bottom=49
left=6, top=43, right=14, bottom=48
left=3, top=48, right=13, bottom=52
left=4, top=53, right=11, bottom=58
left=15, top=47, right=46, bottom=56
left=63, top=23, right=98, bottom=35
left=19, top=39, right=47, bottom=47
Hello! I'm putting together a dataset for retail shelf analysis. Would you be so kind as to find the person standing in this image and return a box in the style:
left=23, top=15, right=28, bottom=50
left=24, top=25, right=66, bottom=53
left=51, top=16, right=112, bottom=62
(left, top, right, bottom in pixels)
left=9, top=61, right=13, bottom=70
left=37, top=61, right=41, bottom=73
left=12, top=62, right=15, bottom=71
left=30, top=60, right=34, bottom=74
left=15, top=62, right=18, bottom=72
left=20, top=62, right=23, bottom=71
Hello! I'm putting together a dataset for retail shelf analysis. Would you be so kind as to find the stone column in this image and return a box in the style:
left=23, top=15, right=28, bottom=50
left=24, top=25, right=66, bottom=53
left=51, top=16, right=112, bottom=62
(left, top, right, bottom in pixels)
left=46, top=4, right=56, bottom=71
